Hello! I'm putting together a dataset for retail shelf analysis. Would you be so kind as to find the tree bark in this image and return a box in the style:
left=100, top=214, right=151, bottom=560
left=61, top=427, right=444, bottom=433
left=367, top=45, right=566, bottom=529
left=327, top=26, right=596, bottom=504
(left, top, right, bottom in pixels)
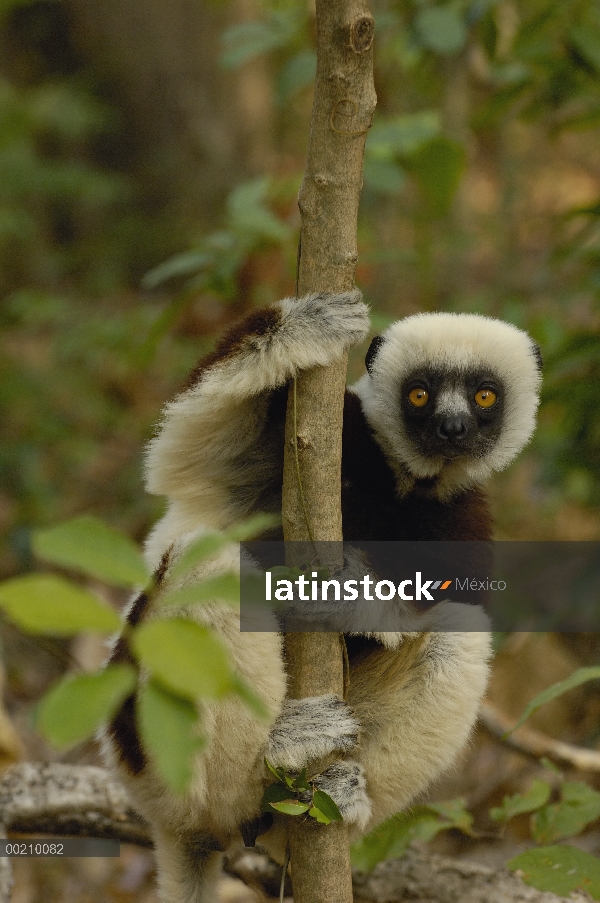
left=281, top=2, right=376, bottom=902
left=0, top=762, right=150, bottom=847
left=353, top=848, right=583, bottom=903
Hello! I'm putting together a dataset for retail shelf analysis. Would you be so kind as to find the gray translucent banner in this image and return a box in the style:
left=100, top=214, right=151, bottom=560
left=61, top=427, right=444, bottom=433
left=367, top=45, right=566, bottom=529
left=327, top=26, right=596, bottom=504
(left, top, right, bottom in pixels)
left=239, top=541, right=600, bottom=632
left=0, top=838, right=120, bottom=857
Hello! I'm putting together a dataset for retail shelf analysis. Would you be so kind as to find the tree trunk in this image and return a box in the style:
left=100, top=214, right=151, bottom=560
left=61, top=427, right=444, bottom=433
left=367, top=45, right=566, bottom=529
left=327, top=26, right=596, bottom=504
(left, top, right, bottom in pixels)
left=64, top=0, right=274, bottom=226
left=281, top=2, right=376, bottom=901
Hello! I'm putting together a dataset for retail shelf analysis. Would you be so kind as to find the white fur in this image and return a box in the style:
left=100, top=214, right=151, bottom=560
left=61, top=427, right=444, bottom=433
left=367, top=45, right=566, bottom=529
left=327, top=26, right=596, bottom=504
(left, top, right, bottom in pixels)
left=354, top=312, right=541, bottom=499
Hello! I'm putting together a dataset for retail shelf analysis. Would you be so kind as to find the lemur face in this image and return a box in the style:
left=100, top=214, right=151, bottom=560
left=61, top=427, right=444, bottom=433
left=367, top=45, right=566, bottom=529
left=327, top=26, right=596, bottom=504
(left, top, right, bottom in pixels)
left=400, top=367, right=505, bottom=462
left=355, top=312, right=542, bottom=493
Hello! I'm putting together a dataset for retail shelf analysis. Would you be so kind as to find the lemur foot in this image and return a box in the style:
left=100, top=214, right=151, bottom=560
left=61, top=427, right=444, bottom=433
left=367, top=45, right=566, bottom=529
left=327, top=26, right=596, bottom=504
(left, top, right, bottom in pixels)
left=266, top=695, right=358, bottom=772
left=313, top=760, right=371, bottom=830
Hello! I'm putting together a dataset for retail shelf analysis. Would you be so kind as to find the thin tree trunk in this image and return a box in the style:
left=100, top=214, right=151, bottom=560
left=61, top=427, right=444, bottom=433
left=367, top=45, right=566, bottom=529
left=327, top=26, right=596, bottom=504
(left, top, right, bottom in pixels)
left=281, top=2, right=376, bottom=901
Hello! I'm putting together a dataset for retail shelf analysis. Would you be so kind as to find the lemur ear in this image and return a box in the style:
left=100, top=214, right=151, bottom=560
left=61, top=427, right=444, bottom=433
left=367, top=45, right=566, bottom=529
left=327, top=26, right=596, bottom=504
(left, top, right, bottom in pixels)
left=531, top=342, right=543, bottom=371
left=365, top=335, right=385, bottom=376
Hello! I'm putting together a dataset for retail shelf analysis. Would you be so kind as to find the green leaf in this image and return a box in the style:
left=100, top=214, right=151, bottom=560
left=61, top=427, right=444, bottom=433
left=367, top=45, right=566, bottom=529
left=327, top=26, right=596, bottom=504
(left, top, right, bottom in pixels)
left=142, top=250, right=212, bottom=290
left=220, top=11, right=299, bottom=69
left=265, top=758, right=288, bottom=784
left=363, top=159, right=406, bottom=196
left=532, top=782, right=600, bottom=844
left=138, top=680, right=205, bottom=795
left=159, top=573, right=240, bottom=609
left=309, top=806, right=331, bottom=824
left=131, top=618, right=233, bottom=701
left=227, top=177, right=290, bottom=244
left=269, top=800, right=311, bottom=816
left=0, top=575, right=121, bottom=635
left=415, top=7, right=467, bottom=56
left=263, top=783, right=296, bottom=807
left=508, top=845, right=600, bottom=899
left=169, top=533, right=229, bottom=581
left=351, top=806, right=451, bottom=873
left=366, top=112, right=440, bottom=159
left=428, top=798, right=474, bottom=834
left=508, top=667, right=600, bottom=733
left=32, top=516, right=149, bottom=588
left=37, top=665, right=136, bottom=749
left=313, top=790, right=342, bottom=822
left=490, top=779, right=551, bottom=822
left=232, top=674, right=269, bottom=719
left=225, top=513, right=281, bottom=542
left=240, top=572, right=275, bottom=608
left=276, top=51, right=316, bottom=104
left=293, top=767, right=310, bottom=792
left=221, top=21, right=283, bottom=68
left=540, top=757, right=564, bottom=777
left=409, top=136, right=466, bottom=217
left=570, top=26, right=600, bottom=75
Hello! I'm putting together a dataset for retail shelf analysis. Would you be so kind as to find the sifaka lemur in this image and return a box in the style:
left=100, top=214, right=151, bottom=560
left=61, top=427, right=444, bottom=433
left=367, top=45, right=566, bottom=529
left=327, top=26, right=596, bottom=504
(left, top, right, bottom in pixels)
left=101, top=290, right=541, bottom=903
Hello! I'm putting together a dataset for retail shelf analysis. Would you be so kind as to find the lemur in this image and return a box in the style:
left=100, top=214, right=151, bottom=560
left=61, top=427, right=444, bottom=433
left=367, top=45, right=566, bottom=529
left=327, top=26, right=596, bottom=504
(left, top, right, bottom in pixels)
left=101, top=290, right=542, bottom=903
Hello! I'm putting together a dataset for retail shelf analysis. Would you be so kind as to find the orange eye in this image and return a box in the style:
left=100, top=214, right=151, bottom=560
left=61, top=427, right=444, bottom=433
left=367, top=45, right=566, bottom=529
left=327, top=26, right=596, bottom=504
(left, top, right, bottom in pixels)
left=408, top=387, right=429, bottom=407
left=475, top=388, right=497, bottom=408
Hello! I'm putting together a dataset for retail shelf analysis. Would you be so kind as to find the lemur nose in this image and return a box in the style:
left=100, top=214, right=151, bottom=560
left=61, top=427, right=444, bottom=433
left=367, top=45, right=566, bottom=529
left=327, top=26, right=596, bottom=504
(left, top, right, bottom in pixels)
left=437, top=416, right=468, bottom=440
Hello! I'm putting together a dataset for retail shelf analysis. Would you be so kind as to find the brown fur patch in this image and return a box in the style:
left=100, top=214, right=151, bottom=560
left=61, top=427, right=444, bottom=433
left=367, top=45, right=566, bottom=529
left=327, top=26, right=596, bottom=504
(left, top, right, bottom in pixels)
left=184, top=307, right=281, bottom=391
left=108, top=694, right=147, bottom=775
left=341, top=391, right=494, bottom=544
left=154, top=546, right=173, bottom=587
left=107, top=548, right=171, bottom=774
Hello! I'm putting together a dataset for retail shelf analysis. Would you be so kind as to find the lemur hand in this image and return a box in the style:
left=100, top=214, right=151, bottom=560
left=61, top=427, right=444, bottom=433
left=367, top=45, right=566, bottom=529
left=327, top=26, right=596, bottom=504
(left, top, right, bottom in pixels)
left=266, top=695, right=358, bottom=771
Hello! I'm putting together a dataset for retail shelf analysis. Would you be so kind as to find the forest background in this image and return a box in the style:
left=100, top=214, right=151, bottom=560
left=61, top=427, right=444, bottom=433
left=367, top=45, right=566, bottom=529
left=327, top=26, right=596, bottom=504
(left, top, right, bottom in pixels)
left=1, top=0, right=600, bottom=901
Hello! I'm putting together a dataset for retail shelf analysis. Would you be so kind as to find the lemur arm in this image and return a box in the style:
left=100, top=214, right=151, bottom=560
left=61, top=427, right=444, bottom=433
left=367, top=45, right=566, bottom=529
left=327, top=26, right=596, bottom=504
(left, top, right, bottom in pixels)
left=143, top=291, right=369, bottom=558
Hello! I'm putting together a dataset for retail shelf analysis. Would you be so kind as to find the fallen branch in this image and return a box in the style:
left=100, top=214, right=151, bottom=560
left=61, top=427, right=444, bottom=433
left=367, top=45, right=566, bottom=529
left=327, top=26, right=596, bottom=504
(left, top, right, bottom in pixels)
left=0, top=762, right=151, bottom=846
left=480, top=700, right=600, bottom=772
left=353, top=848, right=589, bottom=903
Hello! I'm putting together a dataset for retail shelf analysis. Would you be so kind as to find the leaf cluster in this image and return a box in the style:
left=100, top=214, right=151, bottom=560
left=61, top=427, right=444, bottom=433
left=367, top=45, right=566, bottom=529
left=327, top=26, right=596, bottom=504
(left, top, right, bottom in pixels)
left=0, top=513, right=275, bottom=794
left=352, top=663, right=600, bottom=898
left=263, top=759, right=342, bottom=826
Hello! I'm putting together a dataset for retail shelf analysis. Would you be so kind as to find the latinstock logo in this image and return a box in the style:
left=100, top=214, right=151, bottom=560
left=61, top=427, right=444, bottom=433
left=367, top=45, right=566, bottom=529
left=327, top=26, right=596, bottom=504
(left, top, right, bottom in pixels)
left=264, top=570, right=457, bottom=603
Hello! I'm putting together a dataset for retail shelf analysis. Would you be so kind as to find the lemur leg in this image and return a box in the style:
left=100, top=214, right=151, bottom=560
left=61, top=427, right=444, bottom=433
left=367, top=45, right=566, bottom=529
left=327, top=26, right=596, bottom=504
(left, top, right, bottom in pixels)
left=153, top=829, right=224, bottom=903
left=347, top=605, right=491, bottom=836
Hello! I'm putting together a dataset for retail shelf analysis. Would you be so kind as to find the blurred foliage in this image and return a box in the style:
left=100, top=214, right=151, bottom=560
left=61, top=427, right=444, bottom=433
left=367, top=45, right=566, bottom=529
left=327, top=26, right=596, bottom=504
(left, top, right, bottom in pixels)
left=0, top=513, right=269, bottom=793
left=2, top=0, right=600, bottom=582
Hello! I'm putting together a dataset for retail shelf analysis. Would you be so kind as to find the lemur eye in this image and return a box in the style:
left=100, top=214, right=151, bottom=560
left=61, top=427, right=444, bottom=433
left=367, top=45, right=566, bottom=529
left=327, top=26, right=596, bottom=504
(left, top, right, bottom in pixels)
left=474, top=388, right=497, bottom=408
left=408, top=387, right=429, bottom=408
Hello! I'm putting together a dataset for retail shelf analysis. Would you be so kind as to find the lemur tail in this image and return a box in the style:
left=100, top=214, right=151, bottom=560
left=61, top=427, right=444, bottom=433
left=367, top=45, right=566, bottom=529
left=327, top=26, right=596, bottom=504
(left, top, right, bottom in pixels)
left=154, top=829, right=224, bottom=903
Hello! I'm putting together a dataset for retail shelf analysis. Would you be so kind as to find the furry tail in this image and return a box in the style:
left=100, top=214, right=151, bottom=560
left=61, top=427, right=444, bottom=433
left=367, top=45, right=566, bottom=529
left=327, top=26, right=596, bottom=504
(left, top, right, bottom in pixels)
left=154, top=829, right=224, bottom=903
